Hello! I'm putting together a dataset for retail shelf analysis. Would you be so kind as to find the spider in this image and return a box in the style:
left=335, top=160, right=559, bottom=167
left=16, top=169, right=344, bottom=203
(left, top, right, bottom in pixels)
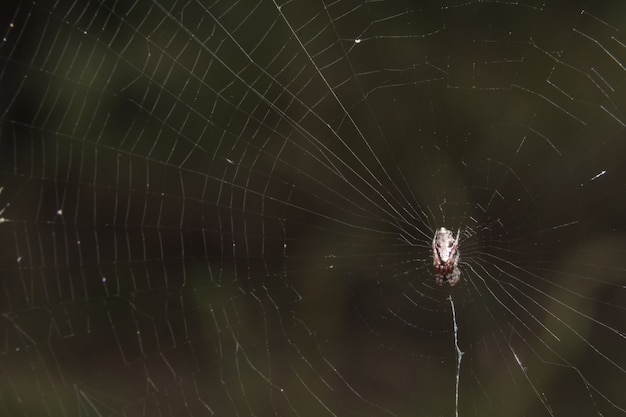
left=432, top=227, right=461, bottom=286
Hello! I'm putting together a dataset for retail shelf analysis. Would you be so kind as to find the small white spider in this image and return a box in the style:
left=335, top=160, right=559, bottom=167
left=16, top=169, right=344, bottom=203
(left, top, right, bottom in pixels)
left=432, top=227, right=461, bottom=286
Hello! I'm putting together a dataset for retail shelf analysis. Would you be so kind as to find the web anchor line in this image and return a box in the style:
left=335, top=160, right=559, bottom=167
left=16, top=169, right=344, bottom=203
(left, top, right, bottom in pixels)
left=449, top=295, right=464, bottom=417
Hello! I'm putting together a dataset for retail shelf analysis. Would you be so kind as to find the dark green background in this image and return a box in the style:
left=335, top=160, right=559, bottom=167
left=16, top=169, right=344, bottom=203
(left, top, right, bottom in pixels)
left=1, top=1, right=625, bottom=416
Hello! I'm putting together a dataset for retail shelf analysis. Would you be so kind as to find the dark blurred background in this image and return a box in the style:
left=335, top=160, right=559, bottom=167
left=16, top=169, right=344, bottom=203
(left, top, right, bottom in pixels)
left=1, top=1, right=625, bottom=416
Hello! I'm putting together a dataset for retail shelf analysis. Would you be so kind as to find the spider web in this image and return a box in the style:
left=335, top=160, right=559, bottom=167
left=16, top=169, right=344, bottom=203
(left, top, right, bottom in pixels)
left=1, top=0, right=626, bottom=416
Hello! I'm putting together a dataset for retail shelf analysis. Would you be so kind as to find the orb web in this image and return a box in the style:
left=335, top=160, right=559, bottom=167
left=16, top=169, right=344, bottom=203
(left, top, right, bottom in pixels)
left=1, top=1, right=625, bottom=416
